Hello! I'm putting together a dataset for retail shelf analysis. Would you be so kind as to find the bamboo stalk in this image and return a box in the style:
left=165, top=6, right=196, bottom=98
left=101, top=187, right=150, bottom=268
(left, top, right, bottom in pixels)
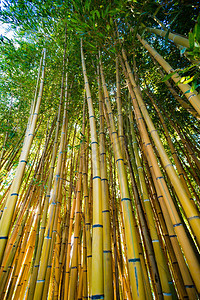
left=0, top=48, right=46, bottom=265
left=100, top=56, right=146, bottom=299
left=97, top=64, right=114, bottom=300
left=119, top=51, right=200, bottom=293
left=81, top=39, right=104, bottom=299
left=137, top=34, right=200, bottom=116
left=146, top=27, right=189, bottom=48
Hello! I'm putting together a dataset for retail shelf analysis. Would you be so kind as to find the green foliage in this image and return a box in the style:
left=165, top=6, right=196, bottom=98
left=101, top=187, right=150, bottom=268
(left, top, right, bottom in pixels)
left=187, top=15, right=200, bottom=60
left=0, top=0, right=199, bottom=164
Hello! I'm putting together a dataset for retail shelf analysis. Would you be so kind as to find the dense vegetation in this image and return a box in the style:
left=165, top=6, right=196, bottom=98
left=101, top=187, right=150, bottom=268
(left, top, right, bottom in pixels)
left=0, top=1, right=200, bottom=299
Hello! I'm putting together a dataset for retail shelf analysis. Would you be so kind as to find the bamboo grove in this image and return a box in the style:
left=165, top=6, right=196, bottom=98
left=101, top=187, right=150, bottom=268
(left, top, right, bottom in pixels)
left=0, top=1, right=200, bottom=299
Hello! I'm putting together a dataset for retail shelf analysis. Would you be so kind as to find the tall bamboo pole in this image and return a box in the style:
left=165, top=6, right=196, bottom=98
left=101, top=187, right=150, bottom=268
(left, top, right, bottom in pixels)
left=27, top=47, right=67, bottom=300
left=68, top=115, right=84, bottom=299
left=100, top=57, right=146, bottom=299
left=97, top=65, right=114, bottom=300
left=81, top=39, right=104, bottom=299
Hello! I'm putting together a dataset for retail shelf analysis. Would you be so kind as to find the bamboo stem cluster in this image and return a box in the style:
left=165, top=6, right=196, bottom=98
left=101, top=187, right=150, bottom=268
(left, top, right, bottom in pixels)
left=0, top=25, right=199, bottom=300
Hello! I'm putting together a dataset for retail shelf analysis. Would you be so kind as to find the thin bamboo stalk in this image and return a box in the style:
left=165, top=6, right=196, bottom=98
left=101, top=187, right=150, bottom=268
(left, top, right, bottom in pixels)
left=33, top=63, right=68, bottom=300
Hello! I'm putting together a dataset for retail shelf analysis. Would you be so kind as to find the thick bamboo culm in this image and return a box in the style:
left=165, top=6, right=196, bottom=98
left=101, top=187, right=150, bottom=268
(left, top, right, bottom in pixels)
left=146, top=27, right=189, bottom=48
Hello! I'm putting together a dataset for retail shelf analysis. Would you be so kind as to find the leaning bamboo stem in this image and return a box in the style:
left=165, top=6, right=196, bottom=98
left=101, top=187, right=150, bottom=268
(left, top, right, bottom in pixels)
left=137, top=34, right=200, bottom=116
left=0, top=48, right=46, bottom=265
left=122, top=48, right=200, bottom=248
left=33, top=58, right=68, bottom=300
left=119, top=51, right=200, bottom=293
left=145, top=89, right=197, bottom=204
left=146, top=27, right=189, bottom=48
left=150, top=57, right=200, bottom=120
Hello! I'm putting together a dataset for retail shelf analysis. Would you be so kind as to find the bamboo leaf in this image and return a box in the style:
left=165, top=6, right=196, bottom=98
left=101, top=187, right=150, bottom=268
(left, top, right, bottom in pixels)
left=182, top=76, right=194, bottom=84
left=162, top=71, right=177, bottom=82
left=170, top=10, right=181, bottom=26
left=106, top=24, right=110, bottom=31
left=194, top=23, right=200, bottom=43
left=189, top=32, right=194, bottom=49
left=95, top=10, right=100, bottom=19
left=165, top=29, right=170, bottom=45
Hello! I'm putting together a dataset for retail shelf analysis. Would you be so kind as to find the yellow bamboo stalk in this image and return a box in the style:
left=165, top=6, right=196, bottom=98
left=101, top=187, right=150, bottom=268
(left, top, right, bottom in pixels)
left=109, top=154, right=121, bottom=300
left=33, top=73, right=68, bottom=299
left=29, top=48, right=45, bottom=127
left=137, top=34, right=200, bottom=116
left=77, top=266, right=83, bottom=300
left=82, top=222, right=88, bottom=299
left=116, top=56, right=125, bottom=156
left=28, top=50, right=67, bottom=300
left=151, top=58, right=200, bottom=120
left=63, top=176, right=78, bottom=299
left=119, top=52, right=200, bottom=293
left=68, top=158, right=83, bottom=299
left=0, top=49, right=46, bottom=264
left=82, top=100, right=92, bottom=296
left=52, top=76, right=69, bottom=300
left=97, top=65, right=114, bottom=300
left=56, top=85, right=72, bottom=296
left=68, top=98, right=86, bottom=300
left=122, top=48, right=200, bottom=248
left=145, top=89, right=197, bottom=204
left=146, top=27, right=190, bottom=48
left=116, top=195, right=133, bottom=300
left=52, top=195, right=62, bottom=299
left=81, top=39, right=104, bottom=299
left=147, top=160, right=198, bottom=299
left=100, top=58, right=146, bottom=299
